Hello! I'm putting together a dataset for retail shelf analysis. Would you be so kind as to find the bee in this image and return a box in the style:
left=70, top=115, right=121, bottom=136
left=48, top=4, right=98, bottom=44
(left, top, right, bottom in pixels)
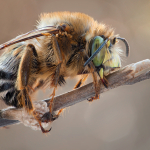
left=0, top=12, right=129, bottom=133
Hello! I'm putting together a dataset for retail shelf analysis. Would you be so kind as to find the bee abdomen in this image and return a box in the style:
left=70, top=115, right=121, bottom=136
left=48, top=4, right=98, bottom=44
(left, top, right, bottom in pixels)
left=0, top=44, right=24, bottom=108
left=0, top=70, right=16, bottom=93
left=0, top=71, right=19, bottom=107
left=0, top=82, right=15, bottom=92
left=2, top=89, right=22, bottom=108
left=0, top=70, right=16, bottom=80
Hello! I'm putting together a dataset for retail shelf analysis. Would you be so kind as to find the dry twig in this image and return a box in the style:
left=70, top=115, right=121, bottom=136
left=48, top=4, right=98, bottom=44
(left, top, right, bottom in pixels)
left=0, top=59, right=150, bottom=129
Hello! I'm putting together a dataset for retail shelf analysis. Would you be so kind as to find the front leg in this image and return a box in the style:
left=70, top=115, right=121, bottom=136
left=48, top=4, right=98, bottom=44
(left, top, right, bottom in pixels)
left=79, top=49, right=101, bottom=101
left=88, top=71, right=101, bottom=102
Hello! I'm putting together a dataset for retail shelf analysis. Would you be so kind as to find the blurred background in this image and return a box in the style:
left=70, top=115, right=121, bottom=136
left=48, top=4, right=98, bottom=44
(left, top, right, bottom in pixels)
left=0, top=0, right=150, bottom=150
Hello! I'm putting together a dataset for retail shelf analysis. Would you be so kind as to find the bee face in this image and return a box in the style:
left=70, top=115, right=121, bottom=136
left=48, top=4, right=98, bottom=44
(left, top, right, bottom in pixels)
left=0, top=12, right=129, bottom=132
left=86, top=34, right=129, bottom=78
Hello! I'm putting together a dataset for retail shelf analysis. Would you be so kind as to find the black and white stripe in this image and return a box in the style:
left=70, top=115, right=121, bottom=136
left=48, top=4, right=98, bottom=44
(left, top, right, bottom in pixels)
left=0, top=44, right=22, bottom=108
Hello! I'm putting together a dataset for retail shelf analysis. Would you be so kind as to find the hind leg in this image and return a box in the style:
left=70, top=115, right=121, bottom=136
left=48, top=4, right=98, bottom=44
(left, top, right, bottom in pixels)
left=17, top=44, right=35, bottom=112
left=17, top=44, right=51, bottom=133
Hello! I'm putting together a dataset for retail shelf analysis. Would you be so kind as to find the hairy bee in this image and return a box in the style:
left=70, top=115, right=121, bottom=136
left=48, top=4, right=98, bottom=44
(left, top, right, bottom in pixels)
left=0, top=12, right=129, bottom=133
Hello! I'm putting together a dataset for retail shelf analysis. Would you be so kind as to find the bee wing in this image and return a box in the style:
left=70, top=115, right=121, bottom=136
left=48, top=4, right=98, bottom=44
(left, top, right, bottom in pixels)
left=0, top=26, right=59, bottom=50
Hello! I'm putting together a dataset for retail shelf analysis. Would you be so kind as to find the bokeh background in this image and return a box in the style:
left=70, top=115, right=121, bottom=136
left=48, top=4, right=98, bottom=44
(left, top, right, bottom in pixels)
left=0, top=0, right=150, bottom=150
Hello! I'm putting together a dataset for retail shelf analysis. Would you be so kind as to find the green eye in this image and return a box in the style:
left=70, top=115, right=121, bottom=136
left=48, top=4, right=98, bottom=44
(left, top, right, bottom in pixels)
left=91, top=36, right=106, bottom=67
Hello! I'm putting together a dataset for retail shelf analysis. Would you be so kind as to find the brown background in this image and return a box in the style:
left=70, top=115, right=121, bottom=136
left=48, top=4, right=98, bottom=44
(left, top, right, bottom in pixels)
left=0, top=0, right=150, bottom=150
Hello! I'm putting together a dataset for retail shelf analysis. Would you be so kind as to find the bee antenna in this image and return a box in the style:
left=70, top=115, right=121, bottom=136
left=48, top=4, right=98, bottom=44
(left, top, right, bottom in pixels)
left=84, top=38, right=109, bottom=67
left=116, top=37, right=130, bottom=57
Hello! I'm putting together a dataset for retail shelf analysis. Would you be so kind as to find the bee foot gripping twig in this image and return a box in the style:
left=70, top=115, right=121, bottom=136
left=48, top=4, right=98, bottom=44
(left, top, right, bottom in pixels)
left=0, top=102, right=52, bottom=131
left=41, top=112, right=58, bottom=123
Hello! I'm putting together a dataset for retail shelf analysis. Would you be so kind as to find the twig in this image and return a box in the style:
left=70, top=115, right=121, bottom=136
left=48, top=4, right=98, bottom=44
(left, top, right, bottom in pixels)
left=0, top=59, right=150, bottom=129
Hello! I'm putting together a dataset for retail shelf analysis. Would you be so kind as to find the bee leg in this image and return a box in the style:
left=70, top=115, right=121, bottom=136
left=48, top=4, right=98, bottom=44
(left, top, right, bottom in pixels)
left=88, top=67, right=108, bottom=102
left=99, top=68, right=108, bottom=88
left=74, top=74, right=88, bottom=89
left=51, top=34, right=62, bottom=64
left=41, top=108, right=64, bottom=123
left=79, top=49, right=100, bottom=101
left=49, top=87, right=56, bottom=113
left=102, top=76, right=109, bottom=88
left=18, top=44, right=51, bottom=133
left=17, top=44, right=35, bottom=113
left=42, top=35, right=62, bottom=123
left=38, top=121, right=52, bottom=133
left=88, top=72, right=101, bottom=102
left=41, top=66, right=61, bottom=124
left=49, top=34, right=62, bottom=112
left=53, top=108, right=65, bottom=121
left=48, top=63, right=61, bottom=120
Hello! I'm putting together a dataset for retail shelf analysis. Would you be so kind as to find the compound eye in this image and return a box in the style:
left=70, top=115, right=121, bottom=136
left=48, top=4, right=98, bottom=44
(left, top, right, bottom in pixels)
left=91, top=36, right=107, bottom=67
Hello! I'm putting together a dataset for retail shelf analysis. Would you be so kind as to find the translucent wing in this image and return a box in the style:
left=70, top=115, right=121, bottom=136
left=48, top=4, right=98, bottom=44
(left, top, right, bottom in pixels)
left=0, top=26, right=59, bottom=50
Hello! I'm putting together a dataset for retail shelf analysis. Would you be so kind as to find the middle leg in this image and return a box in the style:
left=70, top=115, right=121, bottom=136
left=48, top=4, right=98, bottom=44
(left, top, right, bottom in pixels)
left=42, top=34, right=63, bottom=124
left=49, top=34, right=62, bottom=113
left=74, top=74, right=88, bottom=89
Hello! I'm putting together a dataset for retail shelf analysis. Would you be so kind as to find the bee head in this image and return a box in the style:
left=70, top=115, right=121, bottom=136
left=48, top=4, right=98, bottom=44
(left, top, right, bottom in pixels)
left=84, top=36, right=129, bottom=68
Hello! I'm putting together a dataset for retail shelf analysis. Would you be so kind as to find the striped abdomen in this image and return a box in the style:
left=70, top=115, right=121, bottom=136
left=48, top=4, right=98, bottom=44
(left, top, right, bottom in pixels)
left=0, top=44, right=22, bottom=108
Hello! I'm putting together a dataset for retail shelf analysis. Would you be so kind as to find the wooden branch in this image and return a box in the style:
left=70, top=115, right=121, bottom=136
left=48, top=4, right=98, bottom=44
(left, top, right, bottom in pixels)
left=0, top=59, right=150, bottom=129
